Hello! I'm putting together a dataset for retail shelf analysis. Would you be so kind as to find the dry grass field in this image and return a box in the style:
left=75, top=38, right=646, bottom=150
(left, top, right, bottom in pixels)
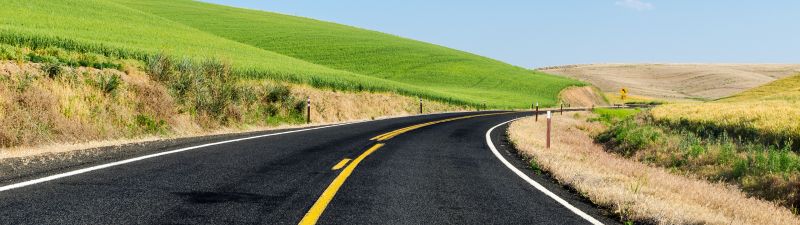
left=508, top=112, right=800, bottom=224
left=541, top=64, right=800, bottom=101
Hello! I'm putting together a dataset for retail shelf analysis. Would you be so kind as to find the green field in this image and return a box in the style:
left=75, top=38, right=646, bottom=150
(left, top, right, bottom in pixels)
left=591, top=108, right=640, bottom=124
left=0, top=0, right=583, bottom=108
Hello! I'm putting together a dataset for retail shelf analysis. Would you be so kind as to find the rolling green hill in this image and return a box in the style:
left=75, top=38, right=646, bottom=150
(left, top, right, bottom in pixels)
left=0, top=0, right=583, bottom=108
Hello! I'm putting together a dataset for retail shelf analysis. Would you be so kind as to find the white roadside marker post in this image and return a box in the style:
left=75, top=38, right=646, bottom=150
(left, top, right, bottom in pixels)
left=546, top=111, right=552, bottom=149
left=306, top=96, right=311, bottom=124
left=419, top=97, right=423, bottom=114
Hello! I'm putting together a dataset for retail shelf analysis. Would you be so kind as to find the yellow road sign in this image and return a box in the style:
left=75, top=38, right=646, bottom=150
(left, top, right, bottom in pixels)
left=620, top=88, right=628, bottom=100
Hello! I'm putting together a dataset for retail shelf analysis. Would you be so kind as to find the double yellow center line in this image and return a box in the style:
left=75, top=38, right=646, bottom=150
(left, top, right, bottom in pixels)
left=370, top=112, right=510, bottom=141
left=299, top=112, right=513, bottom=225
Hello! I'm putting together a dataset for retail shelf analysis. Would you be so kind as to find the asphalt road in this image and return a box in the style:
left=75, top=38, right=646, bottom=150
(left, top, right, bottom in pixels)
left=0, top=111, right=618, bottom=224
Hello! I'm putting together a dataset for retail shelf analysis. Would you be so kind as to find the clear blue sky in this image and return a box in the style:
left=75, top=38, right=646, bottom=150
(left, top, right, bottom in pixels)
left=202, top=0, right=799, bottom=68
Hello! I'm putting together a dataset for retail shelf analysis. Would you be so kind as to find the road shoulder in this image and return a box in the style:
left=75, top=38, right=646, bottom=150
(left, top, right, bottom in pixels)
left=489, top=120, right=622, bottom=225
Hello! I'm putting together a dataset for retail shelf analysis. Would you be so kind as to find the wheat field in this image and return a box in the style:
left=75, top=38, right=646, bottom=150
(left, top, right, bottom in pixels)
left=651, top=75, right=800, bottom=147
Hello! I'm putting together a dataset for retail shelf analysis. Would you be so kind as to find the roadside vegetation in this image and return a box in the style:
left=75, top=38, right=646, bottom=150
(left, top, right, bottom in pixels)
left=651, top=75, right=800, bottom=151
left=0, top=44, right=462, bottom=154
left=508, top=110, right=800, bottom=224
left=0, top=0, right=583, bottom=108
left=0, top=44, right=302, bottom=148
left=597, top=109, right=800, bottom=211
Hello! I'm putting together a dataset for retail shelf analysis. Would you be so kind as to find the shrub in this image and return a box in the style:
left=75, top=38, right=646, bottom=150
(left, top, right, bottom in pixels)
left=263, top=104, right=279, bottom=117
left=94, top=72, right=122, bottom=95
left=134, top=114, right=167, bottom=134
left=265, top=84, right=291, bottom=103
left=146, top=53, right=174, bottom=82
left=41, top=62, right=63, bottom=79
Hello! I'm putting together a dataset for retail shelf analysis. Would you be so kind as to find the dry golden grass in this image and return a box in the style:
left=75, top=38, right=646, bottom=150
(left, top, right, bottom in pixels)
left=652, top=75, right=800, bottom=143
left=508, top=112, right=800, bottom=225
left=292, top=85, right=465, bottom=124
left=558, top=86, right=608, bottom=107
left=0, top=61, right=466, bottom=159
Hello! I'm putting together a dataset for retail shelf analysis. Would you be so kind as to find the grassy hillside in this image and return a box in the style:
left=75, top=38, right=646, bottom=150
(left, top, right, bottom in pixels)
left=0, top=0, right=582, bottom=108
left=720, top=74, right=800, bottom=103
left=0, top=0, right=419, bottom=100
left=651, top=75, right=800, bottom=149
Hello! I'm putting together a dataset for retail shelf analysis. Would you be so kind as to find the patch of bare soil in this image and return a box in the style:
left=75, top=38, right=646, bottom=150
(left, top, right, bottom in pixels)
left=541, top=64, right=800, bottom=101
left=559, top=86, right=608, bottom=107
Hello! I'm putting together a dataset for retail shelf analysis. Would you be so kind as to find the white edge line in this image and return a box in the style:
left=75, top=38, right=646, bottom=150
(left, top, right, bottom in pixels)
left=0, top=122, right=358, bottom=192
left=0, top=110, right=490, bottom=193
left=485, top=118, right=604, bottom=225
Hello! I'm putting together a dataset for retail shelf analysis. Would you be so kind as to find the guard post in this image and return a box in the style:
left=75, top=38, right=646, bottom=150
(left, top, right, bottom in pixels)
left=546, top=111, right=552, bottom=149
left=419, top=97, right=423, bottom=114
left=306, top=96, right=311, bottom=124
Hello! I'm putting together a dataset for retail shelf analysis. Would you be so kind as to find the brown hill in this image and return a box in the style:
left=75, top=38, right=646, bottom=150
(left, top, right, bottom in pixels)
left=540, top=64, right=800, bottom=101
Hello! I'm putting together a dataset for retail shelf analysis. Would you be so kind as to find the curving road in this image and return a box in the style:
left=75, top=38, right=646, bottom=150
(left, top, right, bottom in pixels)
left=0, top=111, right=618, bottom=224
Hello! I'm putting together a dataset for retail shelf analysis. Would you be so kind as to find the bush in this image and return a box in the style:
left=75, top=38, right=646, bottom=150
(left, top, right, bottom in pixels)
left=142, top=52, right=310, bottom=126
left=94, top=72, right=121, bottom=95
left=135, top=114, right=167, bottom=134
left=146, top=53, right=174, bottom=82
left=265, top=84, right=291, bottom=103
left=41, top=62, right=63, bottom=79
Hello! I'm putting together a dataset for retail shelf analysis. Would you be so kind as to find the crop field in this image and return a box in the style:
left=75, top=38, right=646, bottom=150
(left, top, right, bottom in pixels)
left=542, top=63, right=800, bottom=101
left=0, top=0, right=583, bottom=108
left=651, top=75, right=800, bottom=149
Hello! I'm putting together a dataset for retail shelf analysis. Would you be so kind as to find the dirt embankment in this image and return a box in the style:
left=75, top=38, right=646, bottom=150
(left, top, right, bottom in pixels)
left=541, top=64, right=800, bottom=101
left=0, top=61, right=464, bottom=159
left=558, top=86, right=608, bottom=107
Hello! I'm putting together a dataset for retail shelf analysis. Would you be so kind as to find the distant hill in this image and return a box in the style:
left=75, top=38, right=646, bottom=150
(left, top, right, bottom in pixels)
left=540, top=64, right=800, bottom=101
left=0, top=0, right=583, bottom=108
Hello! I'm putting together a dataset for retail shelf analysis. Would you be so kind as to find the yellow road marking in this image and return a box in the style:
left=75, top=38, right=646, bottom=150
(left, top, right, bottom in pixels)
left=370, top=112, right=513, bottom=141
left=331, top=158, right=351, bottom=170
left=299, top=144, right=384, bottom=225
left=300, top=112, right=514, bottom=225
